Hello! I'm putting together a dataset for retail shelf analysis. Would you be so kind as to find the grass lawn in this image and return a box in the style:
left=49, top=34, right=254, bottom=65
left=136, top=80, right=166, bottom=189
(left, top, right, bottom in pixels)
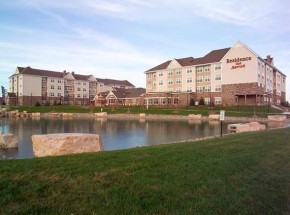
left=6, top=104, right=283, bottom=118
left=1, top=128, right=290, bottom=214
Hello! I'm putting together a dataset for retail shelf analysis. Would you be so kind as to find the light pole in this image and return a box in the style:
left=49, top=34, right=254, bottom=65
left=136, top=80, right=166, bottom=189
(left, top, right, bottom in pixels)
left=30, top=93, right=32, bottom=106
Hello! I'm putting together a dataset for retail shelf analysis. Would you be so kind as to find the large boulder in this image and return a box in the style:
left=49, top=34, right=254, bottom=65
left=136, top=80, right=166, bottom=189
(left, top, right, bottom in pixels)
left=95, top=112, right=107, bottom=118
left=228, top=122, right=266, bottom=133
left=268, top=115, right=286, bottom=122
left=0, top=132, right=18, bottom=148
left=188, top=114, right=202, bottom=120
left=32, top=133, right=102, bottom=157
left=209, top=114, right=220, bottom=121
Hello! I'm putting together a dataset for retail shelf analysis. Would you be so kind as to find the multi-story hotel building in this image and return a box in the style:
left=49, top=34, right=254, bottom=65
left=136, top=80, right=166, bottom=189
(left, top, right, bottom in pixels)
left=145, top=41, right=286, bottom=106
left=8, top=66, right=135, bottom=106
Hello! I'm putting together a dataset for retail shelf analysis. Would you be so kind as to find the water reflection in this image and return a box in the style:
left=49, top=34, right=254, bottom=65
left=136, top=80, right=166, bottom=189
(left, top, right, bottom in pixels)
left=0, top=118, right=288, bottom=159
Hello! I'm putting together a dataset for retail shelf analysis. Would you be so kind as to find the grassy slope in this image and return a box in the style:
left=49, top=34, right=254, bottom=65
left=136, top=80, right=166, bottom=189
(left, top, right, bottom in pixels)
left=8, top=105, right=283, bottom=118
left=1, top=128, right=290, bottom=214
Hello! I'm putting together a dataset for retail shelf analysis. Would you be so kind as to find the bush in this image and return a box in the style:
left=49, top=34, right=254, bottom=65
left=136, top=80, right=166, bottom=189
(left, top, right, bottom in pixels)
left=35, top=101, right=41, bottom=106
left=45, top=101, right=50, bottom=106
left=189, top=98, right=195, bottom=106
left=199, top=97, right=205, bottom=106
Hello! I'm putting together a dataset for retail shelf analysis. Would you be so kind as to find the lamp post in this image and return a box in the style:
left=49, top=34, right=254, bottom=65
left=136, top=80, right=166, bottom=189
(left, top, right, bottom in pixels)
left=30, top=93, right=32, bottom=106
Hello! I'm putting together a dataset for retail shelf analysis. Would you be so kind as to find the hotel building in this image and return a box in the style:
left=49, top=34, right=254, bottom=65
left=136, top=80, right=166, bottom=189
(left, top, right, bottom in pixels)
left=144, top=41, right=286, bottom=106
left=8, top=66, right=135, bottom=106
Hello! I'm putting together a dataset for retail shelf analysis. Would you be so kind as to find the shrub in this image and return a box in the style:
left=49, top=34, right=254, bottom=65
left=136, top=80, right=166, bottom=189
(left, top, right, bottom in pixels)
left=199, top=97, right=205, bottom=105
left=189, top=98, right=195, bottom=106
left=35, top=101, right=41, bottom=106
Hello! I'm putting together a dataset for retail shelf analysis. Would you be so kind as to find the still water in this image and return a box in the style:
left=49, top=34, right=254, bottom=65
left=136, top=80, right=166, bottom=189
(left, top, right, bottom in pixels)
left=0, top=118, right=287, bottom=159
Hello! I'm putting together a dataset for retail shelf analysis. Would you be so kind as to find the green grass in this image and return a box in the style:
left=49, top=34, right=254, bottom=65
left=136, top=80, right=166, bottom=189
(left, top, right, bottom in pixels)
left=7, top=104, right=283, bottom=118
left=1, top=128, right=290, bottom=214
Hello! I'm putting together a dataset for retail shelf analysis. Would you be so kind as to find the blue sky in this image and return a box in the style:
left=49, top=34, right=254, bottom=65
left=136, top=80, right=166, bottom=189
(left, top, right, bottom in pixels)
left=1, top=0, right=290, bottom=100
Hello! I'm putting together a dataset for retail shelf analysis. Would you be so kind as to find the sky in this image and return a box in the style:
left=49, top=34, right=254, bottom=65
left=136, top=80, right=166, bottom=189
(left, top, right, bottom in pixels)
left=1, top=0, right=290, bottom=100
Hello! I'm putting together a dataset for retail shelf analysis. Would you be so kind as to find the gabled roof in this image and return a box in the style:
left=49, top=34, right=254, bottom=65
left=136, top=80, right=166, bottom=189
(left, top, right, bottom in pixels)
left=146, top=60, right=171, bottom=72
left=98, top=87, right=146, bottom=99
left=13, top=67, right=99, bottom=81
left=145, top=48, right=230, bottom=72
left=16, top=67, right=65, bottom=78
left=96, top=78, right=135, bottom=87
left=193, top=48, right=230, bottom=65
left=72, top=73, right=93, bottom=81
left=175, top=57, right=195, bottom=67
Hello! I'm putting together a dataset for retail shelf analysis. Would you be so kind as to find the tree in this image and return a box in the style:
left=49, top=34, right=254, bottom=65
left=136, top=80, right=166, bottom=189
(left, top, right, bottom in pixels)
left=189, top=98, right=195, bottom=106
left=199, top=97, right=205, bottom=105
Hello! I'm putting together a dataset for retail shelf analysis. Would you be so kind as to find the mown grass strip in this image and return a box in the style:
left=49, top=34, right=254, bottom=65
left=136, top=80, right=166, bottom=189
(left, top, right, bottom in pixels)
left=1, top=128, right=290, bottom=214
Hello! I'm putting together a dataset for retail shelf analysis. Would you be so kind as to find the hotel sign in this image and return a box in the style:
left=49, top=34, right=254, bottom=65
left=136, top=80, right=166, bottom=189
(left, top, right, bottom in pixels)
left=227, top=57, right=252, bottom=69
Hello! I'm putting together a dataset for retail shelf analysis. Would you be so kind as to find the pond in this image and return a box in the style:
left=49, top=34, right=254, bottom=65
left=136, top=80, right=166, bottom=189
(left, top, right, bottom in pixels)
left=0, top=118, right=288, bottom=159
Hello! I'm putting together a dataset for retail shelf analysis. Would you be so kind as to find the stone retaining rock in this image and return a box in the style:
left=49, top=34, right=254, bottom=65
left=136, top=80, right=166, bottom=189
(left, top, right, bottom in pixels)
left=32, top=112, right=41, bottom=118
left=228, top=122, right=266, bottom=133
left=188, top=114, right=202, bottom=120
left=268, top=115, right=286, bottom=122
left=0, top=132, right=18, bottom=148
left=95, top=112, right=107, bottom=118
left=32, top=133, right=102, bottom=157
left=209, top=114, right=220, bottom=121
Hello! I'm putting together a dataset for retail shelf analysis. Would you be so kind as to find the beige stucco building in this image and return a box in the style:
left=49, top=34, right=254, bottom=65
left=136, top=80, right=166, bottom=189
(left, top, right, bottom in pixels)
left=145, top=41, right=286, bottom=106
left=8, top=67, right=135, bottom=106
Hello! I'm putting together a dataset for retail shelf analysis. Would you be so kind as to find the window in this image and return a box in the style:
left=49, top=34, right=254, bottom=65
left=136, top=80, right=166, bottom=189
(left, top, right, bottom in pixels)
left=147, top=73, right=152, bottom=79
left=83, top=82, right=87, bottom=85
left=174, top=98, right=179, bottom=104
left=77, top=94, right=81, bottom=98
left=204, top=66, right=210, bottom=72
left=176, top=87, right=181, bottom=92
left=215, top=74, right=221, bottom=80
left=215, top=64, right=221, bottom=70
left=168, top=88, right=173, bottom=92
left=51, top=79, right=54, bottom=82
left=187, top=87, right=192, bottom=92
left=204, top=76, right=210, bottom=82
left=197, top=86, right=203, bottom=92
left=215, top=85, right=221, bottom=92
left=83, top=88, right=86, bottom=91
left=159, top=80, right=163, bottom=85
left=187, top=68, right=192, bottom=73
left=176, top=78, right=181, bottom=84
left=168, top=79, right=173, bottom=85
left=168, top=70, right=173, bottom=76
left=214, top=97, right=222, bottom=105
left=176, top=69, right=181, bottom=75
left=197, top=76, right=203, bottom=83
left=51, top=85, right=54, bottom=89
left=58, top=79, right=62, bottom=83
left=159, top=72, right=163, bottom=77
left=57, top=93, right=61, bottom=97
left=78, top=88, right=81, bottom=91
left=205, top=98, right=210, bottom=105
left=58, top=86, right=61, bottom=90
left=196, top=67, right=203, bottom=73
left=187, top=77, right=192, bottom=83
left=204, top=85, right=211, bottom=92
left=50, top=92, right=55, bottom=97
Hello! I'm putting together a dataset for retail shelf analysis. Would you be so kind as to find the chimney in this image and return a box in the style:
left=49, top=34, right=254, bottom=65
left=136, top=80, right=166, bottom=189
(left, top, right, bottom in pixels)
left=266, top=55, right=273, bottom=65
left=72, top=71, right=75, bottom=75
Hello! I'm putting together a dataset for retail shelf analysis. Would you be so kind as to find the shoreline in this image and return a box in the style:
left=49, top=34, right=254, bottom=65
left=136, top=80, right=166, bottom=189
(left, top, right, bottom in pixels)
left=38, top=112, right=277, bottom=122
